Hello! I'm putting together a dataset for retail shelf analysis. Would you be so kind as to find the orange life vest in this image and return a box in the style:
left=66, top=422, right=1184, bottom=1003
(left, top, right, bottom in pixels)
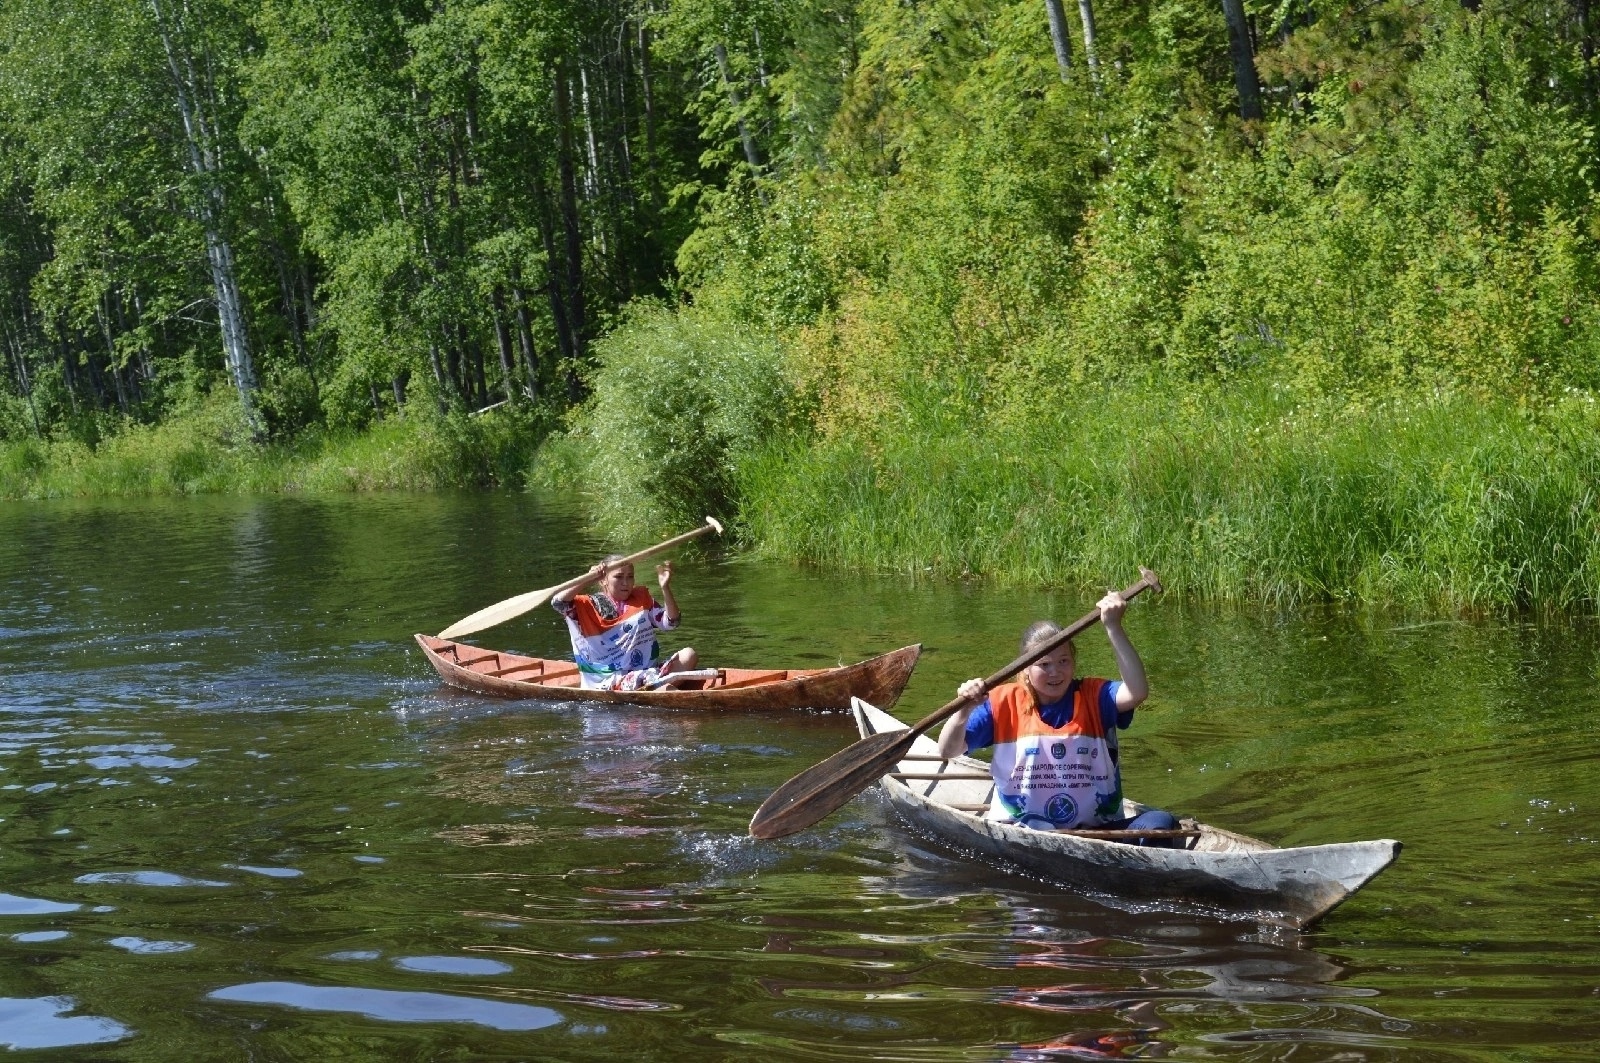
left=983, top=678, right=1123, bottom=829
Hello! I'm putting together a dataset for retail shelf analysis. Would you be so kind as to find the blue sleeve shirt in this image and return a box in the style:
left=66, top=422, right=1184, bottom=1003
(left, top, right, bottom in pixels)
left=964, top=680, right=1128, bottom=753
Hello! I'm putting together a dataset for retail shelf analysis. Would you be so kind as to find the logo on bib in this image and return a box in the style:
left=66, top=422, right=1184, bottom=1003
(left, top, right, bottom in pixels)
left=1050, top=742, right=1066, bottom=759
left=1045, top=793, right=1078, bottom=825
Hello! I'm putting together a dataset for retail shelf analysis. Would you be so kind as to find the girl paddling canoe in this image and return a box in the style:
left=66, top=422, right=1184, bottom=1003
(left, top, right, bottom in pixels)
left=936, top=590, right=1182, bottom=845
left=551, top=557, right=702, bottom=691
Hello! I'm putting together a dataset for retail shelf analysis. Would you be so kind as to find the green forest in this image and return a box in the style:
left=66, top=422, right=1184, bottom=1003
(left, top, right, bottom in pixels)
left=0, top=0, right=1597, bottom=608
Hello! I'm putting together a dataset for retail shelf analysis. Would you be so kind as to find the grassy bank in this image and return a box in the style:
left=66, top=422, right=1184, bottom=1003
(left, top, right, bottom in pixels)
left=736, top=388, right=1600, bottom=610
left=0, top=396, right=550, bottom=499
left=9, top=367, right=1598, bottom=613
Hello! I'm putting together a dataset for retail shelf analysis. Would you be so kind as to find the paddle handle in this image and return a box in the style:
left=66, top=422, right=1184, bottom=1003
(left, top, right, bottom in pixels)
left=549, top=516, right=725, bottom=599
left=902, top=567, right=1163, bottom=739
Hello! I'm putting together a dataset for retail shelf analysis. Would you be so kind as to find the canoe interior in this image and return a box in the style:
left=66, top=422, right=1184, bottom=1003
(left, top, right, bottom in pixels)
left=417, top=634, right=828, bottom=690
left=863, top=704, right=1275, bottom=855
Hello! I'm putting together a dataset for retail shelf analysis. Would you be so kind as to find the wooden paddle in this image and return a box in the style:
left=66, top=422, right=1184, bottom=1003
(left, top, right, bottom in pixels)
left=436, top=517, right=725, bottom=640
left=748, top=567, right=1162, bottom=840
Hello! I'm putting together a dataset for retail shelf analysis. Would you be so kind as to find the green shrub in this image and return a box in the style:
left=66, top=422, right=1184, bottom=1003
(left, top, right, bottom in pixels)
left=548, top=306, right=799, bottom=538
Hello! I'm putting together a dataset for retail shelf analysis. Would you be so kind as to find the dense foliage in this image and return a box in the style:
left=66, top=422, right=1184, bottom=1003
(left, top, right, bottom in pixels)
left=0, top=0, right=730, bottom=442
left=738, top=387, right=1600, bottom=607
left=0, top=0, right=1596, bottom=603
left=535, top=306, right=797, bottom=537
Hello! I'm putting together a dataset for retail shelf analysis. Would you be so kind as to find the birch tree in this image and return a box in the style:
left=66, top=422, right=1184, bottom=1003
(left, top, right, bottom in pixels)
left=148, top=0, right=261, bottom=433
left=1076, top=0, right=1099, bottom=79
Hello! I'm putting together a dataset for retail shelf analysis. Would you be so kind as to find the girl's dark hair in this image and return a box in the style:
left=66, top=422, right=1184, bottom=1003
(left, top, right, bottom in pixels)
left=1020, top=620, right=1069, bottom=654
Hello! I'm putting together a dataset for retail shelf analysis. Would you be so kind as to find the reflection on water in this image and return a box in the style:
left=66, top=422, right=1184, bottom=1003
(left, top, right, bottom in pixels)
left=0, top=492, right=1597, bottom=1059
left=393, top=954, right=514, bottom=976
left=0, top=996, right=130, bottom=1051
left=207, top=981, right=564, bottom=1031
left=75, top=872, right=231, bottom=888
left=0, top=894, right=79, bottom=916
left=106, top=936, right=194, bottom=954
left=226, top=863, right=304, bottom=879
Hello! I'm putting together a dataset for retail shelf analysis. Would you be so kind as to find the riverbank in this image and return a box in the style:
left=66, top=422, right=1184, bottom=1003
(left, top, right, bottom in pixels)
left=0, top=397, right=548, bottom=499
left=5, top=380, right=1597, bottom=612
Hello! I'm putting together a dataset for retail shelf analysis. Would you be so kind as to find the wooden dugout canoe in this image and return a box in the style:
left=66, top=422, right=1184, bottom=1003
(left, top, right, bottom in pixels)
left=415, top=635, right=921, bottom=711
left=851, top=697, right=1400, bottom=928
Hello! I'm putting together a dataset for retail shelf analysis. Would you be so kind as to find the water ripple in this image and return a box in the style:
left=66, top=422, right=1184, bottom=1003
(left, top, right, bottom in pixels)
left=394, top=955, right=515, bottom=976
left=0, top=894, right=79, bottom=916
left=107, top=936, right=195, bottom=955
left=226, top=864, right=303, bottom=879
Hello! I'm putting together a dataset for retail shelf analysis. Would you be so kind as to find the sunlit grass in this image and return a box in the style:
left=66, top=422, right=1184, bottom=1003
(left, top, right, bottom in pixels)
left=737, top=387, right=1600, bottom=609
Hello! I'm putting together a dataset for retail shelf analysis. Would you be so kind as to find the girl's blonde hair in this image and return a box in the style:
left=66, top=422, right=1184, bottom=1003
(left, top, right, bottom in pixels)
left=1020, top=619, right=1070, bottom=654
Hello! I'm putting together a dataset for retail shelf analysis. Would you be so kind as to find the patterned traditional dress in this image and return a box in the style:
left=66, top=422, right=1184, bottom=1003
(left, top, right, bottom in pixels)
left=552, top=587, right=678, bottom=691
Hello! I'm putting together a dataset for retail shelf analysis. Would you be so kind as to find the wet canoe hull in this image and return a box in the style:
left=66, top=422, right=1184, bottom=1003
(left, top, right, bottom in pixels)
left=852, top=697, right=1399, bottom=927
left=415, top=635, right=921, bottom=711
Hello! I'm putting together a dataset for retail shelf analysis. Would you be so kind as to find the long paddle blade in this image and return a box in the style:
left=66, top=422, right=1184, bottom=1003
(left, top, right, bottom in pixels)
left=749, top=567, right=1162, bottom=840
left=436, top=517, right=724, bottom=640
left=436, top=585, right=564, bottom=641
left=748, top=729, right=917, bottom=839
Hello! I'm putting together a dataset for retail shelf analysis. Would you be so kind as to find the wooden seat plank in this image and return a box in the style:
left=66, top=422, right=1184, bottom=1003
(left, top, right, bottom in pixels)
left=454, top=651, right=500, bottom=669
left=488, top=662, right=544, bottom=678
left=717, top=670, right=790, bottom=690
left=890, top=772, right=992, bottom=781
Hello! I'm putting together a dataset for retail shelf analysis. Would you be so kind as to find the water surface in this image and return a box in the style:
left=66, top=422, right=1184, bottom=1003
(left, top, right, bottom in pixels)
left=0, top=492, right=1596, bottom=1060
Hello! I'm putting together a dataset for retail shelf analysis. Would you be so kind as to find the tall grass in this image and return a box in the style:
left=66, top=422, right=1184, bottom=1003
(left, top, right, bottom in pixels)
left=737, top=387, right=1600, bottom=610
left=0, top=393, right=553, bottom=499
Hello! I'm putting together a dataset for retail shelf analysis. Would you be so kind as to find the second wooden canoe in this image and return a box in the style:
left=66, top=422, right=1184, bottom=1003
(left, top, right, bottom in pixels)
left=415, top=635, right=921, bottom=711
left=851, top=697, right=1400, bottom=928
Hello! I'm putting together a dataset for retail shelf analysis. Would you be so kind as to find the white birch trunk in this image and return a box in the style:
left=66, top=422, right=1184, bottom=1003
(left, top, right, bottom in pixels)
left=714, top=42, right=766, bottom=205
left=1077, top=0, right=1100, bottom=80
left=579, top=66, right=601, bottom=201
left=1043, top=0, right=1074, bottom=81
left=638, top=20, right=657, bottom=164
left=148, top=0, right=261, bottom=436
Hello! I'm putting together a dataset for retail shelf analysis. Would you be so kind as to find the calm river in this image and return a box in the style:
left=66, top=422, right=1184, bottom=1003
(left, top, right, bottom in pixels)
left=0, top=492, right=1596, bottom=1060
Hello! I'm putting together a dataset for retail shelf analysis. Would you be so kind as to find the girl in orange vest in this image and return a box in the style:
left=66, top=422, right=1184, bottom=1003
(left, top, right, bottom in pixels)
left=936, top=590, right=1180, bottom=843
left=551, top=557, right=699, bottom=690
